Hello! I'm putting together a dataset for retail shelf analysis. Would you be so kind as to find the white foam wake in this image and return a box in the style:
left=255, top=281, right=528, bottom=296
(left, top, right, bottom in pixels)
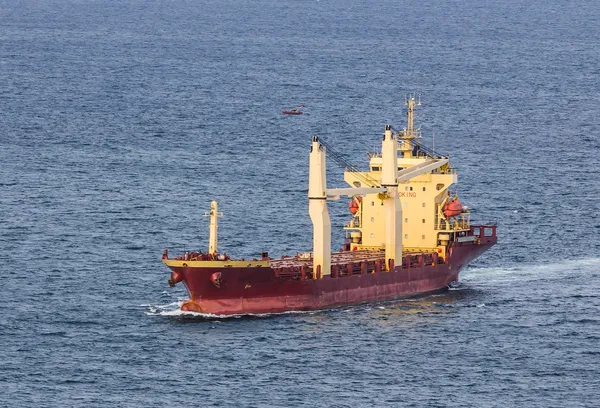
left=461, top=257, right=600, bottom=284
left=144, top=301, right=317, bottom=319
left=144, top=301, right=184, bottom=316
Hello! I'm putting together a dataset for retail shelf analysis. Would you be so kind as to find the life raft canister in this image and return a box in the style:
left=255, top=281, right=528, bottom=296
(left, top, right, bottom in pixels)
left=443, top=199, right=464, bottom=218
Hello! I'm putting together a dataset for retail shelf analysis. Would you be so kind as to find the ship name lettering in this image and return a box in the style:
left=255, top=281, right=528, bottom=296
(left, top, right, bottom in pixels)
left=398, top=192, right=417, bottom=198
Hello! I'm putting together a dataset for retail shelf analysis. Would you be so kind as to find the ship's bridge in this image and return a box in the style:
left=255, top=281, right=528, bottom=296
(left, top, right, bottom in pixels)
left=342, top=96, right=470, bottom=252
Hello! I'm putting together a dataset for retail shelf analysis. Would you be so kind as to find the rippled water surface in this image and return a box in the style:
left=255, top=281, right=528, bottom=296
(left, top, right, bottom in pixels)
left=1, top=0, right=599, bottom=406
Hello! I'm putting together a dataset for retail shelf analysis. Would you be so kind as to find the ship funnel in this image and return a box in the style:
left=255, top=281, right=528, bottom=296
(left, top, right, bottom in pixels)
left=308, top=137, right=331, bottom=278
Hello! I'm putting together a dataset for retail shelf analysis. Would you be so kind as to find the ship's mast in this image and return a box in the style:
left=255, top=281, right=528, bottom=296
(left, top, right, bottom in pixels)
left=308, top=137, right=331, bottom=278
left=400, top=95, right=421, bottom=158
left=381, top=125, right=402, bottom=270
left=205, top=200, right=223, bottom=255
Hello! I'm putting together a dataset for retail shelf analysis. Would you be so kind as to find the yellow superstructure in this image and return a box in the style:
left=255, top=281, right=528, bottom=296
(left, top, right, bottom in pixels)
left=343, top=96, right=471, bottom=258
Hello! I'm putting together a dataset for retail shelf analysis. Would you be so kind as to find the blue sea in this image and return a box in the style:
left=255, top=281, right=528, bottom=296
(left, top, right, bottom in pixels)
left=1, top=0, right=599, bottom=406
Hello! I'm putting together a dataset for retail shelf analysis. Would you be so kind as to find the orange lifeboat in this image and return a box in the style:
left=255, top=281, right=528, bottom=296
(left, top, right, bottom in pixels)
left=443, top=199, right=463, bottom=217
left=349, top=198, right=361, bottom=214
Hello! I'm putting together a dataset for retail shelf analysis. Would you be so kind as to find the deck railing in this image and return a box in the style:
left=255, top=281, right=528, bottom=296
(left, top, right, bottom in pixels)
left=273, top=251, right=445, bottom=281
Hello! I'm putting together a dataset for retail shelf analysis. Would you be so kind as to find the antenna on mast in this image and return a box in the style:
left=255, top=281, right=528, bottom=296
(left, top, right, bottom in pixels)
left=399, top=94, right=422, bottom=158
left=403, top=93, right=421, bottom=139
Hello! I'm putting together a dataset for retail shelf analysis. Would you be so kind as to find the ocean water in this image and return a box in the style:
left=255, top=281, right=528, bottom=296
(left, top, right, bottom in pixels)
left=1, top=0, right=599, bottom=406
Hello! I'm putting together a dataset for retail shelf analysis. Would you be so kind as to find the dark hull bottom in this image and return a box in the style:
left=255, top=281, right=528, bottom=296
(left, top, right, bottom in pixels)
left=172, top=243, right=494, bottom=316
left=180, top=286, right=453, bottom=317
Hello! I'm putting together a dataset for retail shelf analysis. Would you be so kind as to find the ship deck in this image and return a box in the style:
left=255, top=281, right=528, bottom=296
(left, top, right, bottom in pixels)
left=270, top=249, right=394, bottom=268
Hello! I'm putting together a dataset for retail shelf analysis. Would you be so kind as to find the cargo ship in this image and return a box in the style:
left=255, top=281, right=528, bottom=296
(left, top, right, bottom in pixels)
left=162, top=97, right=497, bottom=316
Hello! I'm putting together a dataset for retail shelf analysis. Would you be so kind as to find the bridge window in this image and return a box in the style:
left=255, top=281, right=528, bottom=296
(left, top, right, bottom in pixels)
left=405, top=218, right=408, bottom=223
left=371, top=166, right=380, bottom=171
left=422, top=219, right=426, bottom=223
left=436, top=183, right=444, bottom=191
left=404, top=234, right=408, bottom=239
left=423, top=187, right=426, bottom=191
left=422, top=203, right=426, bottom=207
left=371, top=217, right=374, bottom=222
left=409, top=186, right=413, bottom=191
left=422, top=235, right=426, bottom=239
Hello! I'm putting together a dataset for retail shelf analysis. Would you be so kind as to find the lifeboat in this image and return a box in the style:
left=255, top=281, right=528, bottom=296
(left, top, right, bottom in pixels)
left=283, top=106, right=303, bottom=115
left=443, top=199, right=463, bottom=217
left=349, top=200, right=359, bottom=214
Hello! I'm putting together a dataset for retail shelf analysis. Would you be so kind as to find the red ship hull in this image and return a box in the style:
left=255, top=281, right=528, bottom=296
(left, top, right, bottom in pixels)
left=165, top=234, right=496, bottom=316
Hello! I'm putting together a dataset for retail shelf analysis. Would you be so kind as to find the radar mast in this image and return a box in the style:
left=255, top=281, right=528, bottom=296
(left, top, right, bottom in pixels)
left=400, top=94, right=422, bottom=158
